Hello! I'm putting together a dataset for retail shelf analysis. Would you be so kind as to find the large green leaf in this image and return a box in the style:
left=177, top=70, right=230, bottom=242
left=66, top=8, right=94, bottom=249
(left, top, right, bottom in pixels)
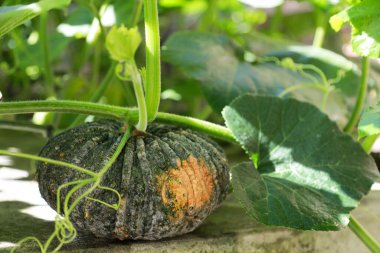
left=162, top=32, right=347, bottom=123
left=223, top=94, right=378, bottom=230
left=330, top=0, right=380, bottom=58
left=0, top=0, right=71, bottom=38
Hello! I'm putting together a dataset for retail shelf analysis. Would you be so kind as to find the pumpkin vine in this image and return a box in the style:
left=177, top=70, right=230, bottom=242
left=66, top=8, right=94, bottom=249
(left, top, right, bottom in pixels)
left=144, top=0, right=161, bottom=122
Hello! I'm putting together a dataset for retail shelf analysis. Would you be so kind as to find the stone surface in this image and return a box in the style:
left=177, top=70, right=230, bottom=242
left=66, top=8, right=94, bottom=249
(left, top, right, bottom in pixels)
left=0, top=128, right=379, bottom=253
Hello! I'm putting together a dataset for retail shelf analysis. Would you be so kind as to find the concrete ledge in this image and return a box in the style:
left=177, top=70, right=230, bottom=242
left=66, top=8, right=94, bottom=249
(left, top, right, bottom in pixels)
left=58, top=191, right=380, bottom=253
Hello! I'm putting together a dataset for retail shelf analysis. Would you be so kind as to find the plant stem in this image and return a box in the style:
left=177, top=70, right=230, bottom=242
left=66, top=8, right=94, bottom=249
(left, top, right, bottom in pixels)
left=200, top=0, right=217, bottom=32
left=39, top=13, right=55, bottom=97
left=361, top=134, right=379, bottom=154
left=132, top=67, right=147, bottom=131
left=344, top=57, right=370, bottom=133
left=269, top=5, right=282, bottom=36
left=313, top=8, right=327, bottom=48
left=0, top=100, right=137, bottom=120
left=87, top=61, right=117, bottom=101
left=0, top=120, right=51, bottom=137
left=120, top=61, right=148, bottom=131
left=279, top=83, right=328, bottom=97
left=131, top=0, right=143, bottom=26
left=144, top=0, right=161, bottom=121
left=90, top=2, right=107, bottom=39
left=69, top=62, right=117, bottom=127
left=158, top=112, right=234, bottom=142
left=349, top=215, right=380, bottom=253
left=91, top=39, right=102, bottom=86
left=0, top=150, right=97, bottom=177
left=0, top=100, right=235, bottom=142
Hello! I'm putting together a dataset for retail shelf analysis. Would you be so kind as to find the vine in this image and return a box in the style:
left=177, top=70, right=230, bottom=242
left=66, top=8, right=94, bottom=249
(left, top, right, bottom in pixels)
left=39, top=13, right=55, bottom=97
left=260, top=56, right=332, bottom=111
left=344, top=57, right=370, bottom=133
left=0, top=100, right=234, bottom=142
left=144, top=0, right=161, bottom=121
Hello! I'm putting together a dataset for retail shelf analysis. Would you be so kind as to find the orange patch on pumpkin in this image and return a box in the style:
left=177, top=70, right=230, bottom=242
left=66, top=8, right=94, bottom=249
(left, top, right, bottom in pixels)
left=157, top=156, right=214, bottom=221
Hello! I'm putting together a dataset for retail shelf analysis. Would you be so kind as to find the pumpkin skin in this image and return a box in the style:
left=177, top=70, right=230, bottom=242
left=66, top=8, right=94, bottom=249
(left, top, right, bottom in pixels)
left=36, top=120, right=230, bottom=240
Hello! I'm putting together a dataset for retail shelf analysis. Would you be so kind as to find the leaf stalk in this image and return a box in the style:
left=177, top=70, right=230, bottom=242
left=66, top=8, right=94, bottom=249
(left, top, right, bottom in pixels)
left=344, top=57, right=370, bottom=133
left=144, top=0, right=161, bottom=121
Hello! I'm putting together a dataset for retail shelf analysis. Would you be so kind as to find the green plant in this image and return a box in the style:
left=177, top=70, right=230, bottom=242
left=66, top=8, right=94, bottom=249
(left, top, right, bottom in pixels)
left=0, top=0, right=380, bottom=252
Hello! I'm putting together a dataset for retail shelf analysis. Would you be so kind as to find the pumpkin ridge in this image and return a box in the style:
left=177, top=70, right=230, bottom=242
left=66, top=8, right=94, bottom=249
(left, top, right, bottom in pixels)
left=181, top=131, right=228, bottom=202
left=177, top=158, right=196, bottom=213
left=137, top=137, right=157, bottom=237
left=189, top=156, right=214, bottom=209
left=114, top=136, right=133, bottom=240
left=153, top=134, right=180, bottom=169
left=173, top=131, right=220, bottom=202
left=167, top=131, right=217, bottom=205
left=159, top=132, right=215, bottom=220
left=82, top=135, right=124, bottom=238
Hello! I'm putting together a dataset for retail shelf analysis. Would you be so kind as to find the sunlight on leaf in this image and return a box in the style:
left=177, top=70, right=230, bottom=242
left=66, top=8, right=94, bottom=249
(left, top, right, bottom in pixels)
left=0, top=0, right=71, bottom=38
left=330, top=0, right=380, bottom=58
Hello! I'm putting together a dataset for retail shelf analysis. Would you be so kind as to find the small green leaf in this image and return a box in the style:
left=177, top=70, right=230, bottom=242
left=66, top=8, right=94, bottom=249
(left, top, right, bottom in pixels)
left=330, top=0, right=380, bottom=58
left=223, top=94, right=379, bottom=230
left=358, top=104, right=380, bottom=138
left=106, top=25, right=142, bottom=62
left=329, top=10, right=349, bottom=32
left=0, top=0, right=71, bottom=38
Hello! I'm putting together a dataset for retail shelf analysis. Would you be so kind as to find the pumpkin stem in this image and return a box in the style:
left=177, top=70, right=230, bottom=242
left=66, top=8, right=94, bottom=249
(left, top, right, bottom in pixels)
left=144, top=0, right=161, bottom=122
left=129, top=60, right=148, bottom=132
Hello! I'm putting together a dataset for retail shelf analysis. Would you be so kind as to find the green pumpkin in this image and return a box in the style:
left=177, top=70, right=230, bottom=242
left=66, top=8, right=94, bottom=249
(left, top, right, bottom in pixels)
left=37, top=120, right=230, bottom=240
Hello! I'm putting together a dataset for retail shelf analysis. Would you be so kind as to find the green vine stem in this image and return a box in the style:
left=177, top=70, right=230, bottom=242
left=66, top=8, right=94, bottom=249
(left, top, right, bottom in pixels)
left=269, top=5, right=283, bottom=36
left=118, top=61, right=148, bottom=131
left=313, top=8, right=327, bottom=48
left=39, top=13, right=55, bottom=97
left=344, top=57, right=370, bottom=133
left=0, top=100, right=234, bottom=142
left=131, top=63, right=148, bottom=131
left=91, top=39, right=102, bottom=86
left=131, top=0, right=143, bottom=26
left=0, top=150, right=96, bottom=177
left=349, top=216, right=380, bottom=253
left=0, top=100, right=136, bottom=120
left=144, top=0, right=161, bottom=121
left=199, top=0, right=217, bottom=32
left=0, top=120, right=51, bottom=137
left=69, top=62, right=117, bottom=127
left=158, top=112, right=234, bottom=142
left=361, top=134, right=379, bottom=154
